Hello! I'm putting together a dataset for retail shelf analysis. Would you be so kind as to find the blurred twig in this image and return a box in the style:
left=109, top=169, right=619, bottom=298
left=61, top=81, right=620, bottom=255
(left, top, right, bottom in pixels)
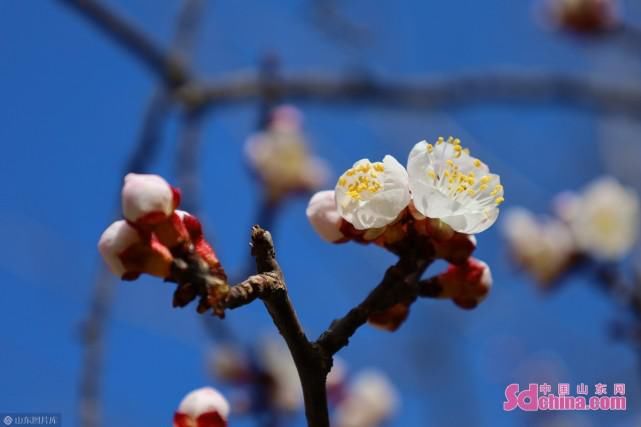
left=78, top=90, right=172, bottom=427
left=76, top=2, right=204, bottom=427
left=309, top=0, right=371, bottom=46
left=59, top=0, right=191, bottom=87
left=176, top=107, right=204, bottom=213
left=180, top=71, right=641, bottom=116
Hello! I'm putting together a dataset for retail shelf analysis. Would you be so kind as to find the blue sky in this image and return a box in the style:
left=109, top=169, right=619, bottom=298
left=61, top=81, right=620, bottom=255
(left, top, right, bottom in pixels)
left=1, top=1, right=641, bottom=426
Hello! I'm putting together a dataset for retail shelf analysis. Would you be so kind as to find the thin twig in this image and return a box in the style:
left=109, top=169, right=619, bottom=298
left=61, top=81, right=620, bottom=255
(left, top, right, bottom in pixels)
left=77, top=90, right=172, bottom=427
left=316, top=256, right=432, bottom=356
left=59, top=0, right=190, bottom=86
left=77, top=2, right=204, bottom=426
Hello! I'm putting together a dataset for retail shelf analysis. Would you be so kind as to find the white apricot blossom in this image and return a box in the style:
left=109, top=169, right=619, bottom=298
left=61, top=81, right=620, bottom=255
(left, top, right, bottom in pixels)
left=502, top=208, right=576, bottom=285
left=335, top=155, right=410, bottom=230
left=306, top=190, right=345, bottom=242
left=564, top=177, right=640, bottom=260
left=174, top=387, right=230, bottom=427
left=122, top=173, right=175, bottom=224
left=407, top=137, right=504, bottom=234
left=335, top=370, right=398, bottom=427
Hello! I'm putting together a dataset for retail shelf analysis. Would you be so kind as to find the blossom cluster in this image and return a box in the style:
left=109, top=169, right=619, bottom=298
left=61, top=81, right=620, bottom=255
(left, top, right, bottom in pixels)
left=307, top=137, right=501, bottom=313
left=98, top=174, right=228, bottom=310
left=502, top=176, right=640, bottom=287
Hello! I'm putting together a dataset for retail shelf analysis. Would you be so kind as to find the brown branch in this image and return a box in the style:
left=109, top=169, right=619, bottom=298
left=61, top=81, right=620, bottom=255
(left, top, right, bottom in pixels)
left=314, top=224, right=436, bottom=356
left=59, top=0, right=190, bottom=86
left=248, top=226, right=331, bottom=427
left=180, top=71, right=641, bottom=116
left=316, top=255, right=432, bottom=356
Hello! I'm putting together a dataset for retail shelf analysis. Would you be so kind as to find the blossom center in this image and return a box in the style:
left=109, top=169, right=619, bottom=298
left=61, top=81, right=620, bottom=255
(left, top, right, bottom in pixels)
left=338, top=161, right=385, bottom=201
left=425, top=137, right=504, bottom=206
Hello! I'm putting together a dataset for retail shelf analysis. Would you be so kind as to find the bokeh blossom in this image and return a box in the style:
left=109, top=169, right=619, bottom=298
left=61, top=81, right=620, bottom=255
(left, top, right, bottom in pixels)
left=174, top=387, right=230, bottom=427
left=563, top=177, right=640, bottom=260
left=259, top=337, right=304, bottom=413
left=335, top=155, right=410, bottom=230
left=502, top=208, right=576, bottom=286
left=335, top=370, right=398, bottom=427
left=245, top=105, right=329, bottom=203
left=407, top=137, right=504, bottom=234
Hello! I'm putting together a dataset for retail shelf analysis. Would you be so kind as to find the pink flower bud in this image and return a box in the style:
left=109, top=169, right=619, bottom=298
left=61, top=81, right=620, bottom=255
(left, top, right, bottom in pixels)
left=306, top=191, right=346, bottom=243
left=270, top=105, right=303, bottom=132
left=548, top=0, right=619, bottom=33
left=367, top=302, right=411, bottom=332
left=438, top=258, right=492, bottom=309
left=434, top=233, right=477, bottom=265
left=98, top=220, right=173, bottom=280
left=122, top=173, right=179, bottom=225
left=174, top=387, right=230, bottom=427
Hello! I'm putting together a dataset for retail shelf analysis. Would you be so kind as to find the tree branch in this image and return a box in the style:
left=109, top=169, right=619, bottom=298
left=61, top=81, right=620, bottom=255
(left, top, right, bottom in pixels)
left=179, top=71, right=641, bottom=116
left=248, top=226, right=331, bottom=427
left=77, top=2, right=204, bottom=426
left=316, top=255, right=432, bottom=356
left=59, top=0, right=190, bottom=86
left=77, top=90, right=173, bottom=427
left=314, top=222, right=436, bottom=355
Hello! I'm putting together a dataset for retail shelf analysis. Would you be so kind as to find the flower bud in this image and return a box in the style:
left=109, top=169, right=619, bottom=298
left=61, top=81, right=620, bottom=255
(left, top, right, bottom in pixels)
left=122, top=173, right=179, bottom=225
left=367, top=302, right=411, bottom=332
left=174, top=387, right=230, bottom=427
left=438, top=258, right=492, bottom=309
left=549, top=0, right=619, bottom=33
left=306, top=191, right=346, bottom=243
left=434, top=233, right=477, bottom=265
left=98, top=220, right=173, bottom=280
left=153, top=211, right=190, bottom=248
left=177, top=210, right=222, bottom=271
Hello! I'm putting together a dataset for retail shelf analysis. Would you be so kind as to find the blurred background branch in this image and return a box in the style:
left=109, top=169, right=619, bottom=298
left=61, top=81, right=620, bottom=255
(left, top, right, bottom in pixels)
left=75, top=1, right=205, bottom=426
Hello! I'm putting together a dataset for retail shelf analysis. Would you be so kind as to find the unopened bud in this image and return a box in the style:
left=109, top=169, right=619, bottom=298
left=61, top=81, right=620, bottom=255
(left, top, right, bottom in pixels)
left=98, top=220, right=173, bottom=280
left=306, top=191, right=346, bottom=243
left=173, top=387, right=230, bottom=427
left=122, top=173, right=179, bottom=225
